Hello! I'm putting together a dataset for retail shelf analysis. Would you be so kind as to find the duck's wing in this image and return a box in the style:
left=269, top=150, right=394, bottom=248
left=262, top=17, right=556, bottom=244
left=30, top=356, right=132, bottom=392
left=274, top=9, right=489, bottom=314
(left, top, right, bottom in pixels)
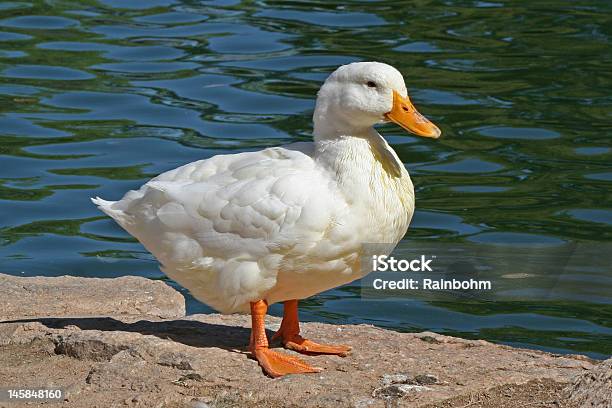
left=93, top=145, right=346, bottom=268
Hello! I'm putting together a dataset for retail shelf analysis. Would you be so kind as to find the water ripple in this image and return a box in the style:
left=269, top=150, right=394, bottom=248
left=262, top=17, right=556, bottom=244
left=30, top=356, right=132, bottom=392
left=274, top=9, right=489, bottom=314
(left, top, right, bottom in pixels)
left=0, top=15, right=79, bottom=29
left=3, top=65, right=95, bottom=80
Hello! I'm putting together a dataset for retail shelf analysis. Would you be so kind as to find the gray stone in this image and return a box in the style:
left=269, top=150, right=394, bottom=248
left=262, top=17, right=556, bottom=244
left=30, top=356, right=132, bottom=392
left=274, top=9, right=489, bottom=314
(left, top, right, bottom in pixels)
left=373, top=383, right=432, bottom=398
left=157, top=351, right=194, bottom=370
left=413, top=374, right=438, bottom=385
left=54, top=335, right=129, bottom=361
left=0, top=273, right=185, bottom=320
left=566, top=357, right=612, bottom=407
left=190, top=402, right=211, bottom=408
left=381, top=373, right=410, bottom=386
left=397, top=384, right=432, bottom=393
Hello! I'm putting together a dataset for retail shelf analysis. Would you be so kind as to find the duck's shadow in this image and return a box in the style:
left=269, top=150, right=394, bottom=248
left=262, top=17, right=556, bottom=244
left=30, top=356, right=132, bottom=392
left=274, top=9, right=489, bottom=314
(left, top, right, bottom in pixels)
left=6, top=317, right=272, bottom=352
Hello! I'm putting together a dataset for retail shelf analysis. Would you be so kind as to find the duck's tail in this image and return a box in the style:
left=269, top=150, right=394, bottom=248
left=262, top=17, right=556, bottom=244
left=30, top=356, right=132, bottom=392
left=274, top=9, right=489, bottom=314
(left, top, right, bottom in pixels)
left=91, top=196, right=130, bottom=226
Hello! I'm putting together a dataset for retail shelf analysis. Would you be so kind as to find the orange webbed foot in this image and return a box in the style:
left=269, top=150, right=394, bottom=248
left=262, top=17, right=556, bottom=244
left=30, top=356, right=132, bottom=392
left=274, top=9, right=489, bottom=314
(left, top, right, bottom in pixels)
left=273, top=332, right=352, bottom=357
left=272, top=299, right=352, bottom=357
left=252, top=347, right=321, bottom=378
left=249, top=300, right=320, bottom=378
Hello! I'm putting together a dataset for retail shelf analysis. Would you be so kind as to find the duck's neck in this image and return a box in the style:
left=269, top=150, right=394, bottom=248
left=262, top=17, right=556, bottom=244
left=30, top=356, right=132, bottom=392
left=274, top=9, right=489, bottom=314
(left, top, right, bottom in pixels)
left=314, top=130, right=405, bottom=181
left=313, top=116, right=371, bottom=142
left=312, top=119, right=414, bottom=241
left=311, top=105, right=414, bottom=242
left=312, top=96, right=407, bottom=180
left=312, top=93, right=375, bottom=142
left=313, top=113, right=405, bottom=181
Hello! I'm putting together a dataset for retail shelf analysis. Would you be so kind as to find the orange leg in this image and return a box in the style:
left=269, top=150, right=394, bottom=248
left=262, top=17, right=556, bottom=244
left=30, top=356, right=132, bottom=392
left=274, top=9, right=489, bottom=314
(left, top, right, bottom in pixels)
left=249, top=300, right=321, bottom=378
left=271, top=299, right=352, bottom=357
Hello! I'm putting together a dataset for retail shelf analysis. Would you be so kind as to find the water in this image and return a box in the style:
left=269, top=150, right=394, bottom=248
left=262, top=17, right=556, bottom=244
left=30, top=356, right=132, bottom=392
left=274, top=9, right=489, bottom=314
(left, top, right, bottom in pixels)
left=0, top=1, right=610, bottom=359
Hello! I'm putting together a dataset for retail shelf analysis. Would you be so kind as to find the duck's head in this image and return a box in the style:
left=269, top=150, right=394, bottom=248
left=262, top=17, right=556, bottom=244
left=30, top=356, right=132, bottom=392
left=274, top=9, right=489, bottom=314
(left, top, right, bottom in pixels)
left=313, top=61, right=441, bottom=140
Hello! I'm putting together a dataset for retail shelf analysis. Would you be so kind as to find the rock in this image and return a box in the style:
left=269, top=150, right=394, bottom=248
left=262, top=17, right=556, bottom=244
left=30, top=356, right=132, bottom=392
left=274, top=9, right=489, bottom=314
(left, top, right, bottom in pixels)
left=0, top=274, right=606, bottom=408
left=0, top=273, right=185, bottom=320
left=413, top=374, right=438, bottom=385
left=373, top=383, right=432, bottom=398
left=190, top=402, right=211, bottom=408
left=157, top=351, right=194, bottom=370
left=179, top=372, right=204, bottom=382
left=418, top=334, right=442, bottom=344
left=376, top=373, right=438, bottom=398
left=565, top=357, right=612, bottom=407
left=381, top=373, right=410, bottom=386
left=380, top=373, right=439, bottom=388
left=399, top=384, right=432, bottom=393
left=54, top=333, right=130, bottom=361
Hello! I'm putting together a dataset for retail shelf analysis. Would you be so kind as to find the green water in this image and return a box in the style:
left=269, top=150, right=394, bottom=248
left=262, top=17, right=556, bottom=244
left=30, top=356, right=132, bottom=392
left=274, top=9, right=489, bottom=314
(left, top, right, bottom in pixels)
left=0, top=1, right=610, bottom=358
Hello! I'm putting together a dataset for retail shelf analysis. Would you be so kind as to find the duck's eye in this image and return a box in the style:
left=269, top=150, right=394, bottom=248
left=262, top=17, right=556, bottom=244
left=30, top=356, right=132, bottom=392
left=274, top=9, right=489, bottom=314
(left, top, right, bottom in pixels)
left=366, top=81, right=377, bottom=88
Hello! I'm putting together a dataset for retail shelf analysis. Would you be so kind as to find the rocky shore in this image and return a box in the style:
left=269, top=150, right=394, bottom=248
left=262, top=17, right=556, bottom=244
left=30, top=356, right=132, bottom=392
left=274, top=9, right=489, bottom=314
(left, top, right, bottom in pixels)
left=0, top=273, right=609, bottom=408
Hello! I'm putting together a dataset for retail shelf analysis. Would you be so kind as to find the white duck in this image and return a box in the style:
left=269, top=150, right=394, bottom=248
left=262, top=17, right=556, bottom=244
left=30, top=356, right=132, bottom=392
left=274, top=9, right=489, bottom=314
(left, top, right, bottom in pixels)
left=93, top=61, right=440, bottom=377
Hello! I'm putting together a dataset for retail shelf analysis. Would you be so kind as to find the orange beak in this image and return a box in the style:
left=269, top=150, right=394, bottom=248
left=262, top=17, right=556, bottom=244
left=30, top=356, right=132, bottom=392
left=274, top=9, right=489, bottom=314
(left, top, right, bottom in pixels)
left=385, top=90, right=441, bottom=138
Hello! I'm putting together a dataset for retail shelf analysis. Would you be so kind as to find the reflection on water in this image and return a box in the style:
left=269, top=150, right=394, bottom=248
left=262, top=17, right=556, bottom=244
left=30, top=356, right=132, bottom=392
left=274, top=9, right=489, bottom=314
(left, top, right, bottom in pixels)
left=0, top=0, right=610, bottom=358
